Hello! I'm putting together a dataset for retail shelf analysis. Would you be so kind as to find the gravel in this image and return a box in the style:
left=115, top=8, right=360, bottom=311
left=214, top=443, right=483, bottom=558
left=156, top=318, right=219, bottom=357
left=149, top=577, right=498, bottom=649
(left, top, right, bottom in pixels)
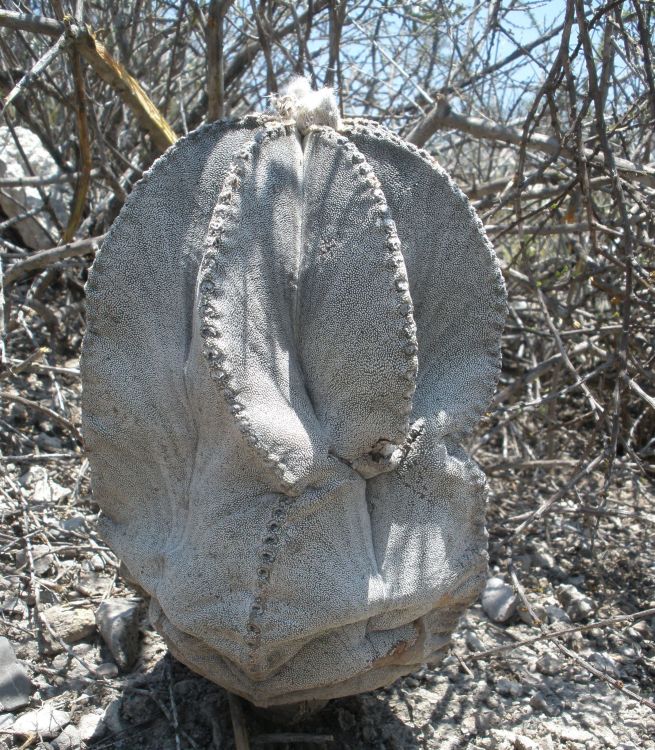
left=1, top=414, right=653, bottom=750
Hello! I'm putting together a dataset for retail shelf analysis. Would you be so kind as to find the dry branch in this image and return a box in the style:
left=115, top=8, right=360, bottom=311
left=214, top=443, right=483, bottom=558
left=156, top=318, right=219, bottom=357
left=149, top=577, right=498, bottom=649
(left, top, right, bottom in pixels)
left=2, top=234, right=105, bottom=286
left=407, top=103, right=655, bottom=189
left=0, top=10, right=176, bottom=153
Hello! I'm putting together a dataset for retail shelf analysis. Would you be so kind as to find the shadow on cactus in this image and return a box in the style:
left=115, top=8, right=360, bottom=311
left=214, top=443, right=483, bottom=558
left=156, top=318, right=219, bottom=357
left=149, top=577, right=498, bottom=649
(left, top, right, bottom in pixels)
left=81, top=78, right=507, bottom=706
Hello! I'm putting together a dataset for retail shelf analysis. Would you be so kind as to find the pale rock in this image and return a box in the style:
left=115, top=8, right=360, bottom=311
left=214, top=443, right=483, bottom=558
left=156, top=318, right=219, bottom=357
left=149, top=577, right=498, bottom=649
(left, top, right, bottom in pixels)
left=51, top=724, right=81, bottom=750
left=0, top=126, right=70, bottom=250
left=552, top=724, right=594, bottom=743
left=482, top=577, right=517, bottom=623
left=0, top=637, right=33, bottom=711
left=9, top=707, right=70, bottom=739
left=100, top=701, right=124, bottom=734
left=77, top=711, right=104, bottom=741
left=514, top=736, right=540, bottom=750
left=42, top=605, right=96, bottom=654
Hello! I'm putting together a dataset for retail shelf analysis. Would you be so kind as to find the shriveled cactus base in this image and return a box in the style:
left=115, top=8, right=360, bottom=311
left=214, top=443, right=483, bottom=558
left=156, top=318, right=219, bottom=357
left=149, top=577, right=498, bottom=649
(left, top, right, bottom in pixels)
left=148, top=591, right=459, bottom=707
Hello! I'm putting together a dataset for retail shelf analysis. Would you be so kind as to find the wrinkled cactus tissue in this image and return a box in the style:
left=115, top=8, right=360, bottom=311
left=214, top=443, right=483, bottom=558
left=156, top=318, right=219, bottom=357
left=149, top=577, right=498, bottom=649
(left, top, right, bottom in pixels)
left=81, top=77, right=507, bottom=706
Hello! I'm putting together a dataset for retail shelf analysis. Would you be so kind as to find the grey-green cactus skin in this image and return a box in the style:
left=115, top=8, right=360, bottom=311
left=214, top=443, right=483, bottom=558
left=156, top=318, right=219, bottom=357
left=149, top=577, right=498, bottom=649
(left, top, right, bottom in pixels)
left=81, top=107, right=506, bottom=706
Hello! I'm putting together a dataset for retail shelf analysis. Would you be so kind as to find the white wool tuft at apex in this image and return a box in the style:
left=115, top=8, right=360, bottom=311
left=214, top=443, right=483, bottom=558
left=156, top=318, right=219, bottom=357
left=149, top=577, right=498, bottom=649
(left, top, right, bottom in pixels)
left=273, top=76, right=341, bottom=134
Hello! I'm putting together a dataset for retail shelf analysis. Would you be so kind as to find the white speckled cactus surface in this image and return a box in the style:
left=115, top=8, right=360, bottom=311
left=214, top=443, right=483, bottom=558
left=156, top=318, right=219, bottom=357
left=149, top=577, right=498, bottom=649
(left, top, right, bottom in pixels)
left=81, top=79, right=507, bottom=706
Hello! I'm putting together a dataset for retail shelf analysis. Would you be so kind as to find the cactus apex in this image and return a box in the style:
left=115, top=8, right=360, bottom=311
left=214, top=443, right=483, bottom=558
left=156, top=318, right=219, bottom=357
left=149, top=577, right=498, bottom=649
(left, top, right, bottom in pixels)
left=272, top=75, right=341, bottom=134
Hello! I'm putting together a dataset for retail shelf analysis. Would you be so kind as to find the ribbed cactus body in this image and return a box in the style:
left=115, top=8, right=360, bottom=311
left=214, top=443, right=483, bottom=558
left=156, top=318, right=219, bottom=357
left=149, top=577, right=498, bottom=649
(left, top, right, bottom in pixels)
left=81, top=88, right=506, bottom=705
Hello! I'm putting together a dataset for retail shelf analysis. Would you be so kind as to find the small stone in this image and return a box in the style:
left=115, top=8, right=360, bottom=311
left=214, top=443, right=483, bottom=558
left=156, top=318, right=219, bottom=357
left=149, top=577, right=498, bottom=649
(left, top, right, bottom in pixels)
left=95, top=662, right=119, bottom=678
left=517, top=599, right=548, bottom=626
left=0, top=596, right=28, bottom=618
left=60, top=516, right=86, bottom=533
left=77, top=711, right=104, bottom=741
left=529, top=691, right=548, bottom=712
left=0, top=637, right=34, bottom=711
left=587, top=651, right=621, bottom=678
left=545, top=604, right=570, bottom=624
left=475, top=710, right=499, bottom=734
left=89, top=553, right=106, bottom=571
left=465, top=630, right=485, bottom=652
left=15, top=544, right=54, bottom=576
left=42, top=605, right=96, bottom=648
left=514, top=736, right=539, bottom=750
left=95, top=599, right=140, bottom=671
left=536, top=653, right=562, bottom=676
left=51, top=724, right=81, bottom=750
left=495, top=677, right=523, bottom=698
left=10, top=707, right=70, bottom=739
left=481, top=577, right=517, bottom=623
left=553, top=724, right=593, bottom=743
left=557, top=584, right=594, bottom=622
left=100, top=701, right=124, bottom=735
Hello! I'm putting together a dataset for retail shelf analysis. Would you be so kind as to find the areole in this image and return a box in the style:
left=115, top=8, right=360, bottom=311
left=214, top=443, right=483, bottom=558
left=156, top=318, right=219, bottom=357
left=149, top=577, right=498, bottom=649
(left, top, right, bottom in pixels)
left=81, top=78, right=507, bottom=706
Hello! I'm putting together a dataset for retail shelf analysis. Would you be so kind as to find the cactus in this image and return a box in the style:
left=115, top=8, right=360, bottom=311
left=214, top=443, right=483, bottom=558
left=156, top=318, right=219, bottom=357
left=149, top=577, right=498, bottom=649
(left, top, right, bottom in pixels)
left=81, top=79, right=506, bottom=706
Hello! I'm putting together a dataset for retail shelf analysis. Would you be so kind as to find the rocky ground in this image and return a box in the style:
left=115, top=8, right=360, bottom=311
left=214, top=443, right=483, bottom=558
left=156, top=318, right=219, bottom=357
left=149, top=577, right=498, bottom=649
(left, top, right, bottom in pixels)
left=1, top=296, right=654, bottom=750
left=1, top=449, right=653, bottom=750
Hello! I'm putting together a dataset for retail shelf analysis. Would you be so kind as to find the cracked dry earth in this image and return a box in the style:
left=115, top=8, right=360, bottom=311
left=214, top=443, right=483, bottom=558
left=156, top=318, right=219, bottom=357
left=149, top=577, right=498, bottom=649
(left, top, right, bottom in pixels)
left=1, top=451, right=653, bottom=750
